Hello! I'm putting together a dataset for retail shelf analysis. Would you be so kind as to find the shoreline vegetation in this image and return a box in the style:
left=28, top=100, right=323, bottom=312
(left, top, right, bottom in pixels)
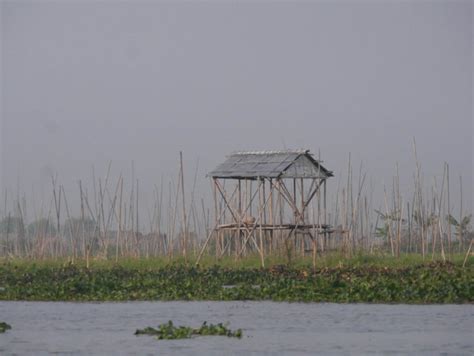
left=0, top=254, right=472, bottom=303
left=0, top=149, right=472, bottom=303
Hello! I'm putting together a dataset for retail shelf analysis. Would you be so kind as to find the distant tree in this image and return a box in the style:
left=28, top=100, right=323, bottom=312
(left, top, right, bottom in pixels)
left=0, top=216, right=24, bottom=234
left=413, top=211, right=437, bottom=229
left=374, top=209, right=405, bottom=240
left=375, top=223, right=389, bottom=240
left=446, top=214, right=472, bottom=247
left=27, top=218, right=56, bottom=237
left=63, top=217, right=98, bottom=237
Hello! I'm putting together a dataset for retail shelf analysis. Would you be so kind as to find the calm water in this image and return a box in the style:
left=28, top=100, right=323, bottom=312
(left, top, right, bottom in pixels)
left=0, top=301, right=472, bottom=355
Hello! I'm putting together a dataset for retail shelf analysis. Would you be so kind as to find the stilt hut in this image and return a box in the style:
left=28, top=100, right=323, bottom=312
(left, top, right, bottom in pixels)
left=196, top=149, right=333, bottom=267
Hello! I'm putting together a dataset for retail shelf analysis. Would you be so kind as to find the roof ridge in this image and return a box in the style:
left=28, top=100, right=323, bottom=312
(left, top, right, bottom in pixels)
left=231, top=149, right=309, bottom=155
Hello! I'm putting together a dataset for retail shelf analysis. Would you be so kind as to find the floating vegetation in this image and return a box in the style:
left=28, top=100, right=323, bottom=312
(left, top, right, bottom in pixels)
left=135, top=321, right=242, bottom=340
left=0, top=260, right=472, bottom=303
left=0, top=322, right=11, bottom=333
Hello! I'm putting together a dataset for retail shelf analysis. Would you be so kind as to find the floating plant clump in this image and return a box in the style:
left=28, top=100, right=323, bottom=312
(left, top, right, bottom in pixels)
left=0, top=322, right=11, bottom=333
left=135, top=321, right=242, bottom=340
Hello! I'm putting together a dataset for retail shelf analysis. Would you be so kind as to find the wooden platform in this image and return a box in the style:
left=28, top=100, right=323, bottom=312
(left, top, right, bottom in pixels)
left=217, top=223, right=332, bottom=232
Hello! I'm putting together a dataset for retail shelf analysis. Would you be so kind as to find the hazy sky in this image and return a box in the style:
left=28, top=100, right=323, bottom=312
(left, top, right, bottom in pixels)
left=1, top=0, right=472, bottom=217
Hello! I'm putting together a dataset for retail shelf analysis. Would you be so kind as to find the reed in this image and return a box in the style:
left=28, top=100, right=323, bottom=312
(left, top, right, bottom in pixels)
left=0, top=150, right=472, bottom=264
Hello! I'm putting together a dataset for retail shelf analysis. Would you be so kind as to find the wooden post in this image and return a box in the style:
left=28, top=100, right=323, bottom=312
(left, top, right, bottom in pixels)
left=293, top=178, right=297, bottom=256
left=262, top=178, right=267, bottom=255
left=136, top=178, right=139, bottom=258
left=278, top=179, right=284, bottom=256
left=459, top=176, right=463, bottom=252
left=269, top=178, right=274, bottom=255
left=446, top=163, right=451, bottom=257
left=179, top=151, right=188, bottom=262
left=312, top=234, right=317, bottom=270
left=213, top=178, right=218, bottom=258
left=79, top=180, right=86, bottom=259
left=258, top=178, right=265, bottom=267
left=236, top=179, right=242, bottom=259
left=116, top=176, right=123, bottom=262
left=195, top=180, right=240, bottom=265
left=300, top=178, right=305, bottom=257
left=316, top=178, right=321, bottom=256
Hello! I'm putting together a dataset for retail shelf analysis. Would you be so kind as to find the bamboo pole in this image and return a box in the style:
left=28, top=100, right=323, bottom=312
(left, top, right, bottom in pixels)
left=236, top=179, right=242, bottom=259
left=258, top=178, right=265, bottom=267
left=116, top=176, right=123, bottom=262
left=195, top=180, right=239, bottom=265
left=462, top=238, right=472, bottom=268
left=323, top=179, right=327, bottom=251
left=278, top=179, right=284, bottom=256
left=459, top=176, right=463, bottom=251
left=170, top=178, right=180, bottom=259
left=413, top=137, right=425, bottom=260
left=446, top=163, right=452, bottom=257
left=61, top=185, right=76, bottom=262
left=300, top=178, right=305, bottom=257
left=263, top=178, right=267, bottom=255
left=383, top=186, right=394, bottom=256
left=268, top=178, right=274, bottom=255
left=135, top=179, right=139, bottom=258
left=212, top=178, right=218, bottom=258
left=157, top=180, right=163, bottom=256
left=396, top=163, right=401, bottom=258
left=78, top=180, right=86, bottom=258
left=179, top=151, right=188, bottom=262
left=186, top=157, right=199, bottom=257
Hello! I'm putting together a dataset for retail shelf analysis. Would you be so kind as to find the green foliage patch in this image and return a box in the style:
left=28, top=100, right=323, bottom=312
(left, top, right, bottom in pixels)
left=135, top=321, right=242, bottom=340
left=0, top=322, right=11, bottom=333
left=0, top=260, right=471, bottom=303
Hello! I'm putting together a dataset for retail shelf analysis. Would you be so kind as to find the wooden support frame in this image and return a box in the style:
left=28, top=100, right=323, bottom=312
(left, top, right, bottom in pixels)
left=198, top=149, right=336, bottom=268
left=195, top=174, right=331, bottom=268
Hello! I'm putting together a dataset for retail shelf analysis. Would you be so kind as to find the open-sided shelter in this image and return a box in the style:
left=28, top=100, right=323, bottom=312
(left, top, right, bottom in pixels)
left=196, top=149, right=333, bottom=266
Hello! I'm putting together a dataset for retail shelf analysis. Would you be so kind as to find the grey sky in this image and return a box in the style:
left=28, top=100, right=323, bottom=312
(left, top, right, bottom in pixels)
left=1, top=1, right=472, bottom=218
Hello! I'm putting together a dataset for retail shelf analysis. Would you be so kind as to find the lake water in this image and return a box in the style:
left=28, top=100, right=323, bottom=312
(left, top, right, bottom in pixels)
left=0, top=301, right=472, bottom=355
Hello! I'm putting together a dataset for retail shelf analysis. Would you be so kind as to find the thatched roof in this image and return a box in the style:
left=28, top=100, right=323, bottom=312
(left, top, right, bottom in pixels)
left=209, top=149, right=333, bottom=179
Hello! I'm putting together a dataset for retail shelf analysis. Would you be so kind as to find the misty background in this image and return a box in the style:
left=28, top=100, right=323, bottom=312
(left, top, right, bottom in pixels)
left=0, top=1, right=472, bottom=228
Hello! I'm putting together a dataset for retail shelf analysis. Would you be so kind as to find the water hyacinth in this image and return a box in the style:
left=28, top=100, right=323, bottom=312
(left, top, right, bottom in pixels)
left=0, top=322, right=11, bottom=333
left=135, top=321, right=242, bottom=340
left=0, top=260, right=471, bottom=303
